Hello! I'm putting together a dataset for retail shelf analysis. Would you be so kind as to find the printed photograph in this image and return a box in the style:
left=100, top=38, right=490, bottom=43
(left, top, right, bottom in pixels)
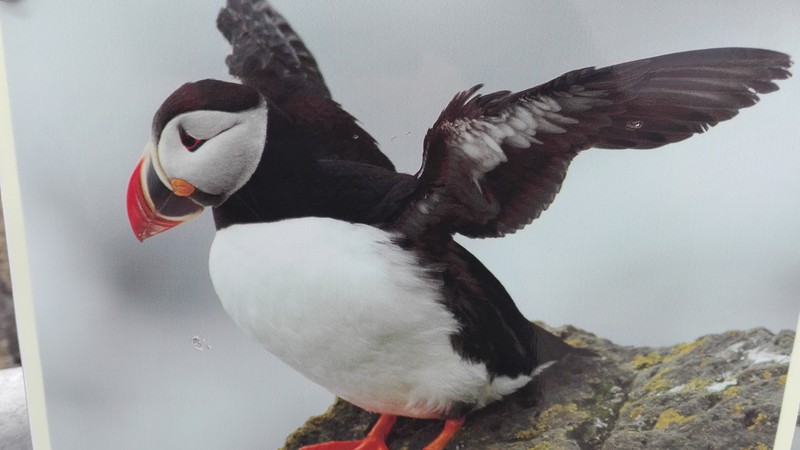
left=1, top=1, right=798, bottom=449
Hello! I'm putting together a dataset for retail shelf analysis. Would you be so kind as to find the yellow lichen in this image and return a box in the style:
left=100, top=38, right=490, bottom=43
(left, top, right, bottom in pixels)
left=747, top=412, right=769, bottom=430
left=540, top=403, right=588, bottom=425
left=723, top=386, right=742, bottom=399
left=762, top=370, right=772, bottom=380
left=654, top=408, right=695, bottom=430
left=644, top=367, right=672, bottom=391
left=631, top=352, right=664, bottom=369
left=663, top=338, right=705, bottom=362
left=564, top=337, right=588, bottom=348
left=514, top=428, right=538, bottom=440
left=684, top=377, right=712, bottom=390
left=742, top=443, right=770, bottom=450
left=528, top=443, right=555, bottom=450
left=779, top=374, right=788, bottom=385
left=731, top=403, right=743, bottom=414
left=514, top=403, right=589, bottom=440
left=628, top=405, right=645, bottom=420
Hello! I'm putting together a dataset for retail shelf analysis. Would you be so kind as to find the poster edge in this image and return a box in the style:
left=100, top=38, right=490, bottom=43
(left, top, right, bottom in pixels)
left=0, top=17, right=53, bottom=450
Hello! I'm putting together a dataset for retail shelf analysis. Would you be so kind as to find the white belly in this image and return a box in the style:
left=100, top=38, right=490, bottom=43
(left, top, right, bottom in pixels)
left=208, top=217, right=529, bottom=418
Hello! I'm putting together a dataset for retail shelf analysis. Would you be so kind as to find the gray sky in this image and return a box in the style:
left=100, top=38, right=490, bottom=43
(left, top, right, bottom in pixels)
left=1, top=1, right=799, bottom=448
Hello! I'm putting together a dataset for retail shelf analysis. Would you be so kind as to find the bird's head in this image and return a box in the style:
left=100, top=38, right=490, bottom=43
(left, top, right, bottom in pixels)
left=126, top=79, right=268, bottom=241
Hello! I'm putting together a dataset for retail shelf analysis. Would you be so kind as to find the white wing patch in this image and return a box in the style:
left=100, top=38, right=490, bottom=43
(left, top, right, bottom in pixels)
left=447, top=95, right=580, bottom=180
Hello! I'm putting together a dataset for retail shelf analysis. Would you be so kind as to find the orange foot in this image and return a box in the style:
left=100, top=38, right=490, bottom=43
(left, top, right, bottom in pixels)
left=299, top=439, right=389, bottom=450
left=301, top=414, right=465, bottom=450
left=423, top=418, right=464, bottom=450
left=300, top=414, right=396, bottom=450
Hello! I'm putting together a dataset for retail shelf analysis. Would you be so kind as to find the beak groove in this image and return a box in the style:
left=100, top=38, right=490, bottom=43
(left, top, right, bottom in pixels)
left=126, top=150, right=203, bottom=241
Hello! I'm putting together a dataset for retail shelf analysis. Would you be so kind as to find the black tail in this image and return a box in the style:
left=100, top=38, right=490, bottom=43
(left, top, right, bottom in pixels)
left=447, top=241, right=595, bottom=379
left=531, top=322, right=596, bottom=367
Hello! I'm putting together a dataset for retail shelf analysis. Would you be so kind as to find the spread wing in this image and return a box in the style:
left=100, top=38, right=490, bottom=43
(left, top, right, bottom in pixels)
left=217, top=0, right=395, bottom=170
left=217, top=0, right=329, bottom=99
left=392, top=48, right=791, bottom=240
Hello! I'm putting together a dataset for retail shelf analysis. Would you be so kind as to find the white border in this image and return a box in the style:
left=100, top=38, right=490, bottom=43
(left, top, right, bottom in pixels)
left=0, top=19, right=52, bottom=450
left=775, top=311, right=800, bottom=449
left=0, top=4, right=797, bottom=449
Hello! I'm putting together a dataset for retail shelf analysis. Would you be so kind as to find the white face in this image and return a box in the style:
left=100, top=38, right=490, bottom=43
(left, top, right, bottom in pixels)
left=152, top=102, right=268, bottom=201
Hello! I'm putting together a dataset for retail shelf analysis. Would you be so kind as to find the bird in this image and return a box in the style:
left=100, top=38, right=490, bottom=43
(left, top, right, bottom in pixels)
left=126, top=1, right=791, bottom=448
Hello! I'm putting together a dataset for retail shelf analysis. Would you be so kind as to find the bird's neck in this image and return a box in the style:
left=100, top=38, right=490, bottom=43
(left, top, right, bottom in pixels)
left=211, top=107, right=323, bottom=230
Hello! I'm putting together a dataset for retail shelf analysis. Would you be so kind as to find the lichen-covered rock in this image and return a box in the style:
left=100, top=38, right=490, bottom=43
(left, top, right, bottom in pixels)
left=0, top=367, right=32, bottom=450
left=283, top=325, right=792, bottom=450
left=0, top=200, right=20, bottom=369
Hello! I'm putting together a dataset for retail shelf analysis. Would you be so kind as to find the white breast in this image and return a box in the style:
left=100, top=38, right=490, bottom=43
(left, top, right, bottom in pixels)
left=208, top=217, right=530, bottom=418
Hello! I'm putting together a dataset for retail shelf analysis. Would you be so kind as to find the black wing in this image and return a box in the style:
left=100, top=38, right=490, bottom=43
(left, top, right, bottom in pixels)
left=443, top=241, right=592, bottom=380
left=217, top=0, right=395, bottom=170
left=392, top=48, right=791, bottom=240
left=217, top=0, right=329, bottom=99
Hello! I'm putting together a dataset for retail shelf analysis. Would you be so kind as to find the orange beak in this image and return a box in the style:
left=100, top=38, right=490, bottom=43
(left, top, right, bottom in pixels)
left=126, top=149, right=204, bottom=241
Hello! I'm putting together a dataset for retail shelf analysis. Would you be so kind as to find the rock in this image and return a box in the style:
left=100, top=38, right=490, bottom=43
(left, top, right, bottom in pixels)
left=0, top=199, right=29, bottom=450
left=283, top=325, right=792, bottom=450
left=0, top=200, right=12, bottom=295
left=0, top=198, right=20, bottom=368
left=0, top=289, right=17, bottom=370
left=0, top=367, right=32, bottom=450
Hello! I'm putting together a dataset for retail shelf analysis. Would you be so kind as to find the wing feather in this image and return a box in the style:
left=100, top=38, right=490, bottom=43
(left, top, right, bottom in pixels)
left=217, top=0, right=395, bottom=170
left=394, top=48, right=791, bottom=240
left=217, top=0, right=329, bottom=98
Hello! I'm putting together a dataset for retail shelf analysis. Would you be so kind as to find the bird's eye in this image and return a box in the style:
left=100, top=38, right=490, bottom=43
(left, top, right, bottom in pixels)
left=179, top=127, right=205, bottom=152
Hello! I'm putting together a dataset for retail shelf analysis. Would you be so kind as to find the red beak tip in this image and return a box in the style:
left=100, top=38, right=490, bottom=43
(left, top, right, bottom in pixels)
left=127, top=153, right=203, bottom=241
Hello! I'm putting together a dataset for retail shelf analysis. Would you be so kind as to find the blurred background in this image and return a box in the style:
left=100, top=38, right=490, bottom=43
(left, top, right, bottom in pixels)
left=1, top=1, right=798, bottom=449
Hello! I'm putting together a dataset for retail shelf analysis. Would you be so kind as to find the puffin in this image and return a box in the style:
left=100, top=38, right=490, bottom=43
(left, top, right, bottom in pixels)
left=126, top=1, right=791, bottom=448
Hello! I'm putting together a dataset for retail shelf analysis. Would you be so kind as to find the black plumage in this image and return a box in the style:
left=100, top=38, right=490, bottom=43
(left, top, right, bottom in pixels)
left=207, top=0, right=791, bottom=385
left=130, top=1, right=792, bottom=447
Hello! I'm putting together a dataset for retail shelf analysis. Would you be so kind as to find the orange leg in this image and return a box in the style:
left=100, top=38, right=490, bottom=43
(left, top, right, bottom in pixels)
left=300, top=414, right=398, bottom=450
left=423, top=418, right=465, bottom=450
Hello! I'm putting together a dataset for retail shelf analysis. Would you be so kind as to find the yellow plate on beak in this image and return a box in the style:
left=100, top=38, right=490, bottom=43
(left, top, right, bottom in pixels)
left=171, top=178, right=196, bottom=197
